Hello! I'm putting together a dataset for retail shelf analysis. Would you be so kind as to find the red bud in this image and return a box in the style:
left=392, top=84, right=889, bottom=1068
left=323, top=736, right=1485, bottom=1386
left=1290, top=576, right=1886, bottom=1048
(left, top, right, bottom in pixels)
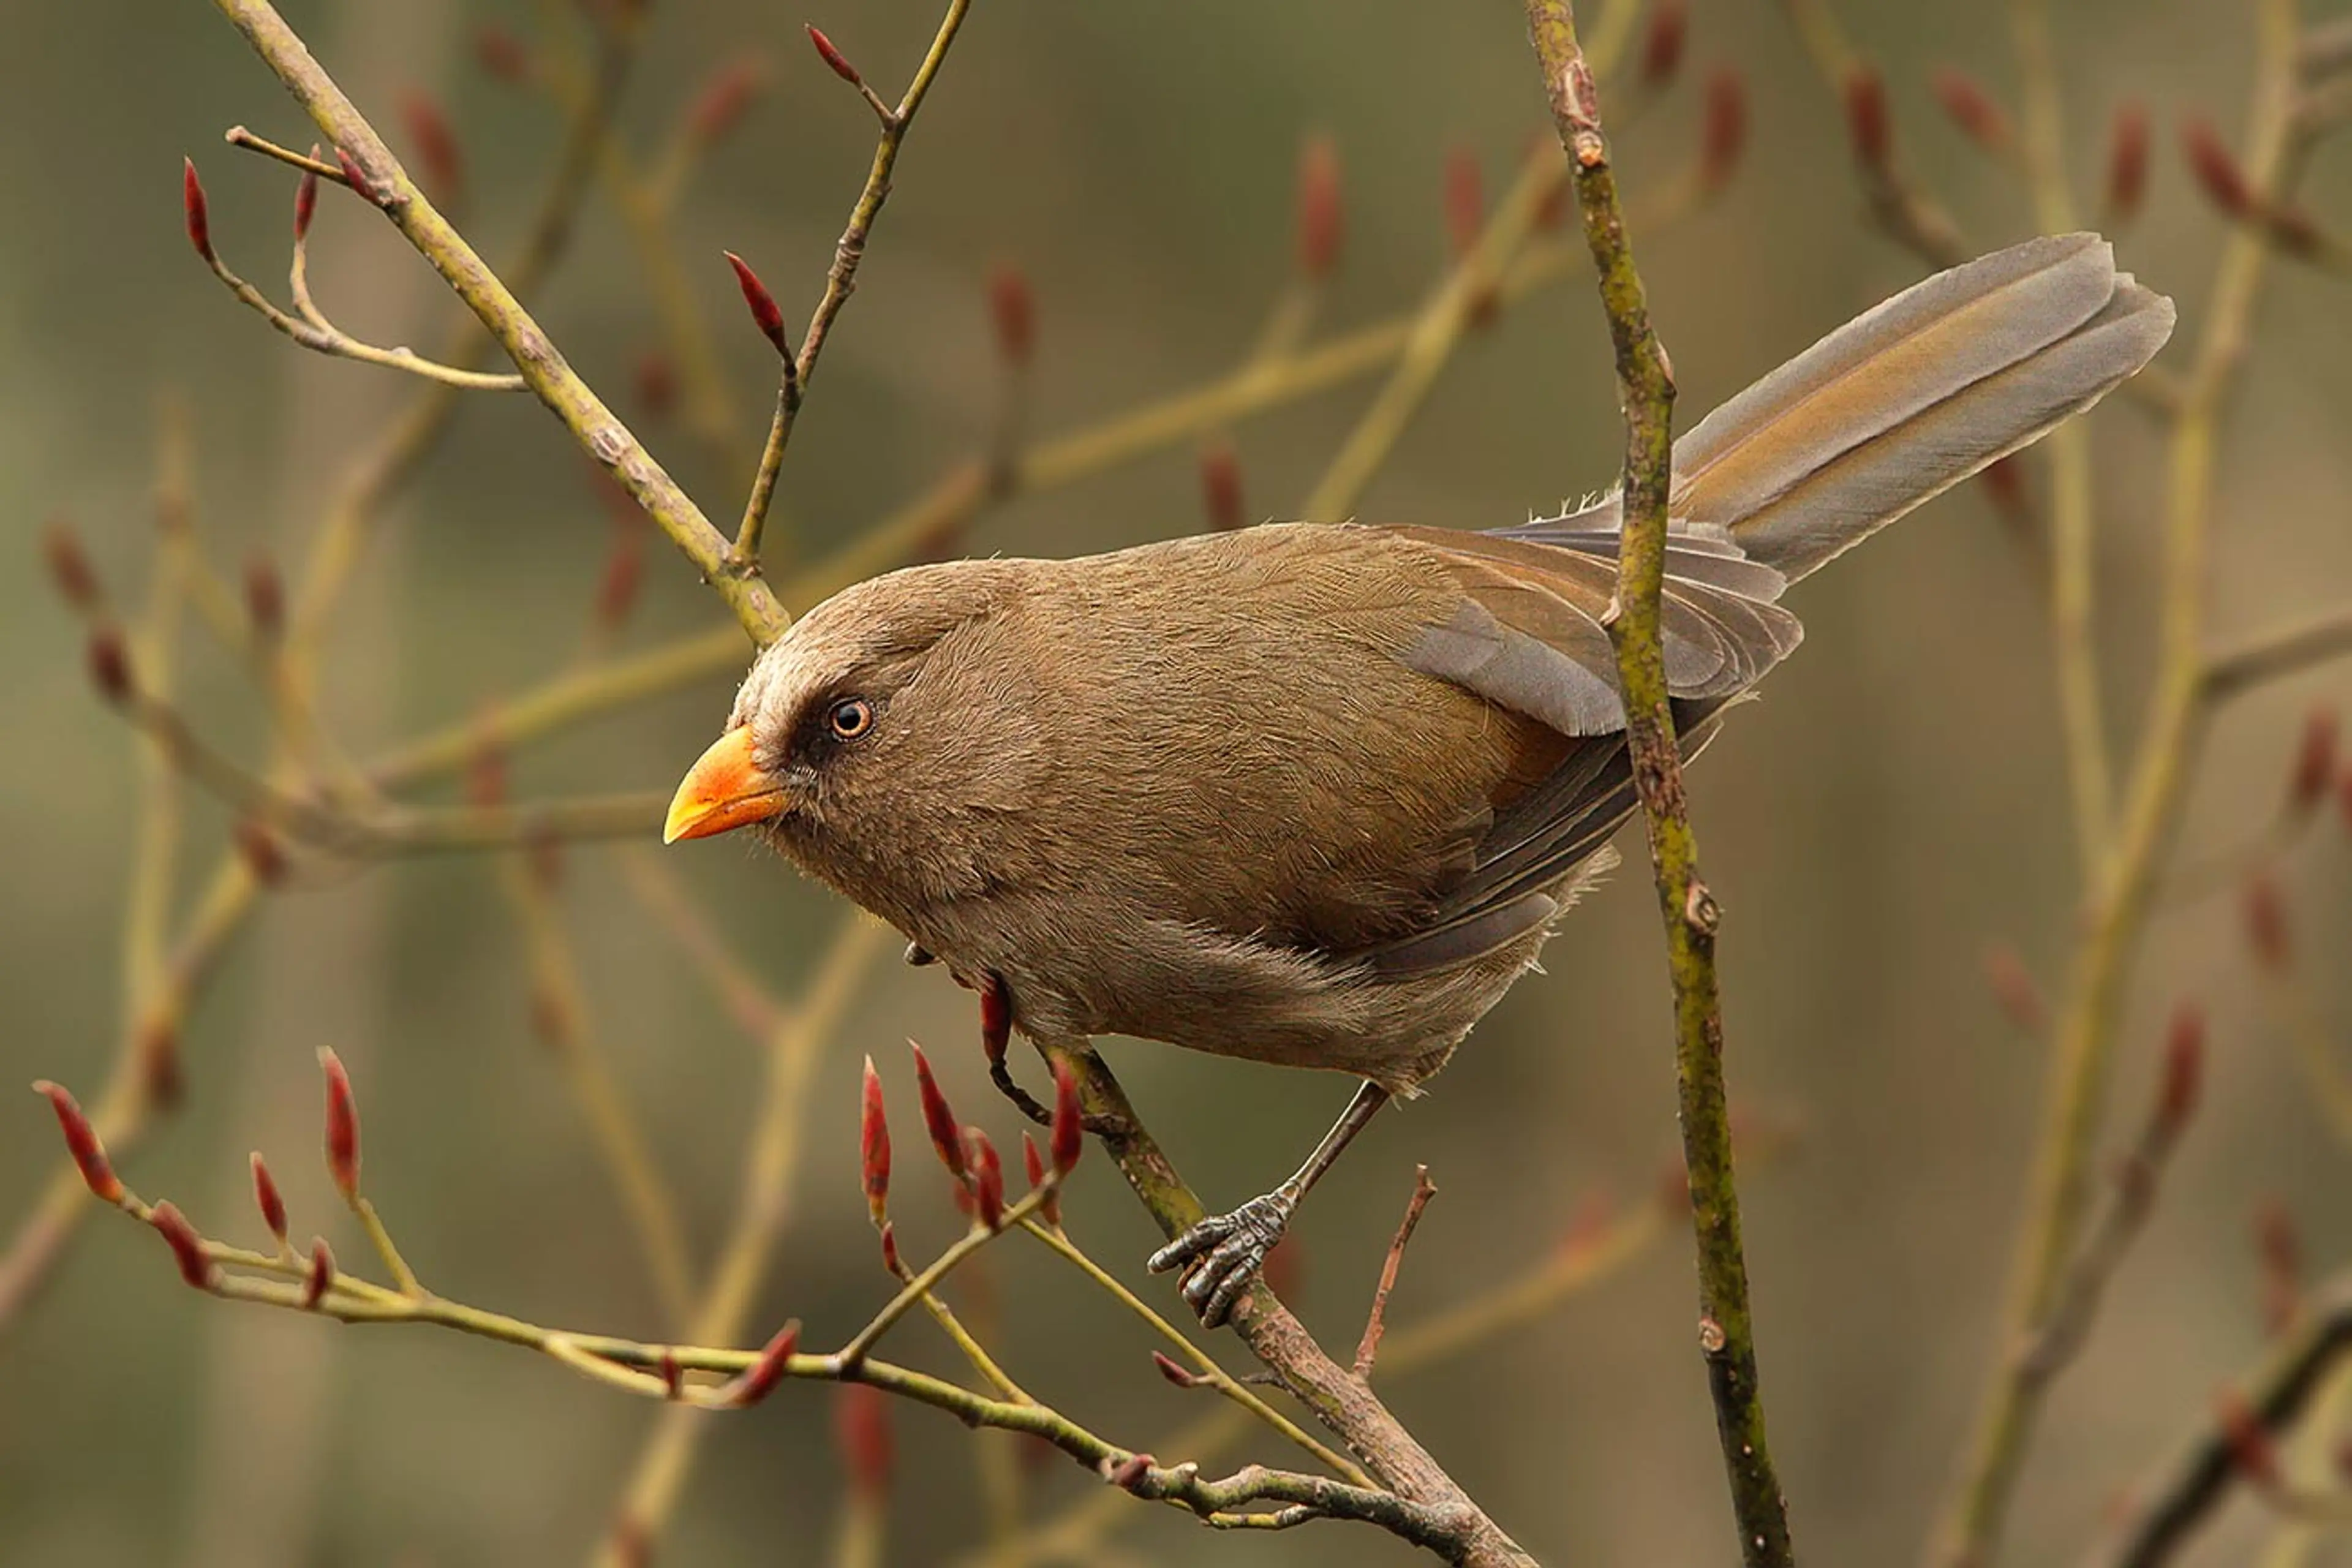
left=967, top=1127, right=1005, bottom=1230
left=33, top=1081, right=124, bottom=1205
left=591, top=518, right=646, bottom=635
left=2216, top=1387, right=2282, bottom=1488
left=807, top=26, right=862, bottom=88
left=2157, top=1001, right=2204, bottom=1140
left=2105, top=102, right=2150, bottom=222
left=1105, top=1453, right=1153, bottom=1491
left=303, top=1236, right=336, bottom=1308
left=2255, top=1196, right=2302, bottom=1336
left=244, top=549, right=284, bottom=641
left=836, top=1381, right=895, bottom=1494
left=1842, top=66, right=1893, bottom=175
left=319, top=1047, right=360, bottom=1200
left=1443, top=145, right=1483, bottom=260
left=183, top=158, right=214, bottom=263
left=1020, top=1131, right=1060, bottom=1227
left=87, top=628, right=132, bottom=706
left=333, top=147, right=377, bottom=208
left=686, top=60, right=765, bottom=145
left=634, top=350, right=678, bottom=421
left=293, top=156, right=320, bottom=242
left=1640, top=0, right=1687, bottom=87
left=42, top=522, right=100, bottom=612
left=987, top=265, right=1035, bottom=368
left=1982, top=942, right=2048, bottom=1035
left=2289, top=707, right=2338, bottom=813
left=1931, top=67, right=2013, bottom=153
left=728, top=1318, right=802, bottom=1407
left=723, top=251, right=792, bottom=358
left=150, top=1200, right=215, bottom=1289
left=1151, top=1349, right=1200, bottom=1388
left=908, top=1042, right=968, bottom=1184
left=1699, top=70, right=1748, bottom=194
left=2242, top=875, right=2291, bottom=973
left=250, top=1151, right=288, bottom=1246
left=878, top=1219, right=903, bottom=1276
left=398, top=89, right=464, bottom=206
left=1200, top=443, right=1245, bottom=533
left=475, top=25, right=532, bottom=84
left=859, top=1056, right=891, bottom=1231
left=1049, top=1060, right=1082, bottom=1178
left=2183, top=118, right=2252, bottom=219
left=978, top=974, right=1011, bottom=1066
left=1296, top=134, right=1343, bottom=280
left=658, top=1349, right=684, bottom=1401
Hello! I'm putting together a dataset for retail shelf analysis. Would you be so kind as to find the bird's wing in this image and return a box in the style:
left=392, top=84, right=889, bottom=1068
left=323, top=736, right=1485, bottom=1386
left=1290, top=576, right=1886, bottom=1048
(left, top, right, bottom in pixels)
left=1355, top=522, right=1790, bottom=974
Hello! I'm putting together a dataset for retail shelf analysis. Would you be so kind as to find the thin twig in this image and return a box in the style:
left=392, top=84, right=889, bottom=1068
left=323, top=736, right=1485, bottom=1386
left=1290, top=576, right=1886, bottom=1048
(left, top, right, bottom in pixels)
left=1355, top=1166, right=1436, bottom=1381
left=1526, top=7, right=1793, bottom=1563
left=729, top=0, right=973, bottom=572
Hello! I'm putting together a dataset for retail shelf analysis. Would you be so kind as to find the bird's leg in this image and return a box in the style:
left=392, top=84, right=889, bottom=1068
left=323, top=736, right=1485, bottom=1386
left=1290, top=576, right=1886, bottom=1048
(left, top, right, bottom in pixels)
left=1147, top=1079, right=1392, bottom=1327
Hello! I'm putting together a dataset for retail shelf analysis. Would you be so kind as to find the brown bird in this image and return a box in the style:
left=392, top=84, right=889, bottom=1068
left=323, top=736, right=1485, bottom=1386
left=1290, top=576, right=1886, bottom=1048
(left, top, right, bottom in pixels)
left=667, top=234, right=2172, bottom=1325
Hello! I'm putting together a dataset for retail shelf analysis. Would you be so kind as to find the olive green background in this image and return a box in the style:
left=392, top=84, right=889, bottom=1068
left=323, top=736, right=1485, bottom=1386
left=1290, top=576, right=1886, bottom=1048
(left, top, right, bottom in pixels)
left=4, top=2, right=2350, bottom=1564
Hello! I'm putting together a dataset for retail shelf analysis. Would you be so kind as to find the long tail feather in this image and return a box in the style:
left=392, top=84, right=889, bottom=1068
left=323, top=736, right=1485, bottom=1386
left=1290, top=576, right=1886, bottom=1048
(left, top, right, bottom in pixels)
left=1671, top=233, right=2174, bottom=581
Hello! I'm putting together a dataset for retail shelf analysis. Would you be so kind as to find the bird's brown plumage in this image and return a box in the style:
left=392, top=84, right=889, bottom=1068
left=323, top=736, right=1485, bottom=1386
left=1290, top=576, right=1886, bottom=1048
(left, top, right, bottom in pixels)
left=687, top=233, right=2175, bottom=1096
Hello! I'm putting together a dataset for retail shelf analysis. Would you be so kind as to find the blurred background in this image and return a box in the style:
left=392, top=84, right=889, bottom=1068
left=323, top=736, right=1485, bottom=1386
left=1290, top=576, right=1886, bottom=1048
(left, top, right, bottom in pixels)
left=5, top=1, right=2351, bottom=1564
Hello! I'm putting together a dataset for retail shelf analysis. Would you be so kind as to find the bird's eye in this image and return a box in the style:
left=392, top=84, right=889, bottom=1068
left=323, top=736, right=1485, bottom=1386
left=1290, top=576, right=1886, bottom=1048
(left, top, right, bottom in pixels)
left=827, top=697, right=875, bottom=741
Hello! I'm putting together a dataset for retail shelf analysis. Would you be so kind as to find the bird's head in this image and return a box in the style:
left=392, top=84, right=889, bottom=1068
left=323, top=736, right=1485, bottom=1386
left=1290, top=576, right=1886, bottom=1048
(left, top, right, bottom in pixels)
left=662, top=559, right=1039, bottom=907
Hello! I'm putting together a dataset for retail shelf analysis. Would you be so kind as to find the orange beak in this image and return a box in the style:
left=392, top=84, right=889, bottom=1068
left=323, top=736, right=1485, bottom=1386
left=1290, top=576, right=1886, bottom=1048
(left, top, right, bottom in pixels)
left=663, top=726, right=791, bottom=843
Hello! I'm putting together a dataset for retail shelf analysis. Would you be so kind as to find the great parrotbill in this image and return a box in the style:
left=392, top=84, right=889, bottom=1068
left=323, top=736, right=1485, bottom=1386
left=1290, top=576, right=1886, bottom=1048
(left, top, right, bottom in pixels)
left=666, top=233, right=2173, bottom=1325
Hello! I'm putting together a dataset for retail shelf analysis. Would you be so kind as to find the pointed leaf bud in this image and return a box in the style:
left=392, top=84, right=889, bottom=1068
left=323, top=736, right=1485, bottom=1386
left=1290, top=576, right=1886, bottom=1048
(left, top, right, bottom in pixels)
left=908, top=1042, right=968, bottom=1183
left=32, top=1080, right=124, bottom=1205
left=727, top=1318, right=802, bottom=1407
left=1640, top=0, right=1687, bottom=87
left=303, top=1236, right=336, bottom=1308
left=1842, top=66, right=1893, bottom=175
left=2104, top=101, right=2150, bottom=223
left=1442, top=145, right=1483, bottom=260
left=2242, top=875, right=2291, bottom=973
left=1981, top=942, right=2048, bottom=1035
left=1931, top=67, right=2012, bottom=153
left=294, top=148, right=321, bottom=241
left=686, top=59, right=765, bottom=146
left=333, top=147, right=377, bottom=208
left=837, top=1382, right=895, bottom=1494
left=859, top=1056, right=891, bottom=1230
left=967, top=1127, right=1005, bottom=1230
left=1151, top=1349, right=1201, bottom=1388
left=1104, top=1453, right=1154, bottom=1491
left=977, top=974, right=1012, bottom=1068
left=2182, top=118, right=2252, bottom=219
left=2216, top=1387, right=2282, bottom=1488
left=807, top=26, right=862, bottom=88
left=987, top=265, right=1035, bottom=368
left=1200, top=443, right=1245, bottom=532
left=1700, top=70, right=1748, bottom=194
left=398, top=90, right=464, bottom=207
left=2156, top=1001, right=2204, bottom=1141
left=878, top=1219, right=903, bottom=1276
left=1022, top=1131, right=1060, bottom=1227
left=87, top=628, right=132, bottom=706
left=42, top=522, right=100, bottom=612
left=183, top=158, right=214, bottom=263
left=475, top=25, right=532, bottom=85
left=2289, top=706, right=2337, bottom=815
left=723, top=251, right=792, bottom=358
left=319, top=1047, right=360, bottom=1200
left=250, top=1151, right=288, bottom=1247
left=1049, top=1059, right=1083, bottom=1178
left=150, top=1200, right=215, bottom=1289
left=1295, top=134, right=1343, bottom=280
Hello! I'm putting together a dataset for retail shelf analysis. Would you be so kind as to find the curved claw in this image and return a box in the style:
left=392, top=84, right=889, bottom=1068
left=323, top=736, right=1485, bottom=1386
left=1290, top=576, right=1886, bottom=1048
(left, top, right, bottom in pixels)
left=1147, top=1190, right=1295, bottom=1328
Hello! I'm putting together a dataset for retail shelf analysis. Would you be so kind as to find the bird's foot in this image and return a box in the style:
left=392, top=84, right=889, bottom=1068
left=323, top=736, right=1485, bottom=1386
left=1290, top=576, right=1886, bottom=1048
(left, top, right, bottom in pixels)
left=1147, top=1188, right=1297, bottom=1328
